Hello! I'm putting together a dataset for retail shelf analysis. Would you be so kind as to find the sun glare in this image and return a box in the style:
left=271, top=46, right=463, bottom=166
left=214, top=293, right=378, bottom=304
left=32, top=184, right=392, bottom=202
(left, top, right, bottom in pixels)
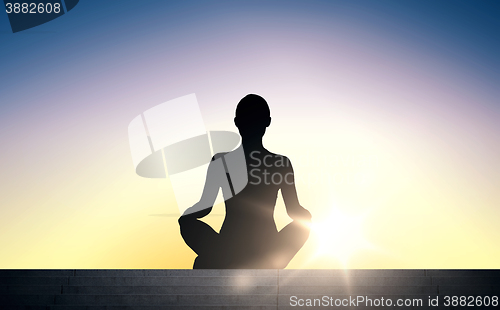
left=310, top=208, right=373, bottom=267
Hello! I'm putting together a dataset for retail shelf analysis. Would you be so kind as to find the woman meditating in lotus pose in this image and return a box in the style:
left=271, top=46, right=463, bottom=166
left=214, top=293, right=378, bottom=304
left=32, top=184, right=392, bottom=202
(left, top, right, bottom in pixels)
left=178, top=94, right=312, bottom=269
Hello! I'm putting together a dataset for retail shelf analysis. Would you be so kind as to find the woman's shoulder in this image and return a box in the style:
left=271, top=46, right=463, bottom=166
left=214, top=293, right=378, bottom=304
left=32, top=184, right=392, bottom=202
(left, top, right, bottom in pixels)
left=256, top=151, right=293, bottom=170
left=265, top=150, right=291, bottom=162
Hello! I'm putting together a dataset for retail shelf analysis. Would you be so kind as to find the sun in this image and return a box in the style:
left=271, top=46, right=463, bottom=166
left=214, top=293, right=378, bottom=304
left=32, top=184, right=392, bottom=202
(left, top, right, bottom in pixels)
left=310, top=208, right=373, bottom=267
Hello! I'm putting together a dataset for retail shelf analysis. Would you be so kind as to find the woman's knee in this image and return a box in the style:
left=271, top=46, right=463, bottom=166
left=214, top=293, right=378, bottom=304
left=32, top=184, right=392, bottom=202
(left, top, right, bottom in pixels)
left=178, top=214, right=197, bottom=226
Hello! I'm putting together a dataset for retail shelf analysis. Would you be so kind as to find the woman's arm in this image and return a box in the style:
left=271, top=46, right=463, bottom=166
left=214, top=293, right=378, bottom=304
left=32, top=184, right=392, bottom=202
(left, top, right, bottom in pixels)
left=281, top=160, right=312, bottom=222
left=181, top=156, right=224, bottom=218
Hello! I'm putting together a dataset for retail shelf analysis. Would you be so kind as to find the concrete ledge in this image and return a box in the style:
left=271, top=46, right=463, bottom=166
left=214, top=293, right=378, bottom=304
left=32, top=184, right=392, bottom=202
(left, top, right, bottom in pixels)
left=54, top=294, right=277, bottom=306
left=279, top=285, right=438, bottom=294
left=63, top=285, right=278, bottom=295
left=279, top=276, right=432, bottom=286
left=68, top=276, right=277, bottom=286
left=0, top=269, right=498, bottom=308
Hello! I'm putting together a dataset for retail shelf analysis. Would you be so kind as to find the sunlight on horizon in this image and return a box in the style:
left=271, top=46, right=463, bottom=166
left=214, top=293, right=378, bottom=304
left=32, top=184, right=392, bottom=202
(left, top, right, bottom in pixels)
left=310, top=207, right=375, bottom=267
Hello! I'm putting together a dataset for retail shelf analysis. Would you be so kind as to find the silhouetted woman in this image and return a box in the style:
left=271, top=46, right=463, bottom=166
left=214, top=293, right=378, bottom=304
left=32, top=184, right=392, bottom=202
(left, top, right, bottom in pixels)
left=179, top=94, right=311, bottom=268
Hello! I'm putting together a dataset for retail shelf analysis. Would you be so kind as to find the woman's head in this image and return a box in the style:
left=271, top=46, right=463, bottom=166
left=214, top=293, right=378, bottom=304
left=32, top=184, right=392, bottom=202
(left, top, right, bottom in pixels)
left=234, top=94, right=271, bottom=139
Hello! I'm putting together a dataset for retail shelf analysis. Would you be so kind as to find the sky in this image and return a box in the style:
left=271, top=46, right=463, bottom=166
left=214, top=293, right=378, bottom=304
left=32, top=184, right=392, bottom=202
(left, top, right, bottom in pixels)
left=0, top=0, right=499, bottom=269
